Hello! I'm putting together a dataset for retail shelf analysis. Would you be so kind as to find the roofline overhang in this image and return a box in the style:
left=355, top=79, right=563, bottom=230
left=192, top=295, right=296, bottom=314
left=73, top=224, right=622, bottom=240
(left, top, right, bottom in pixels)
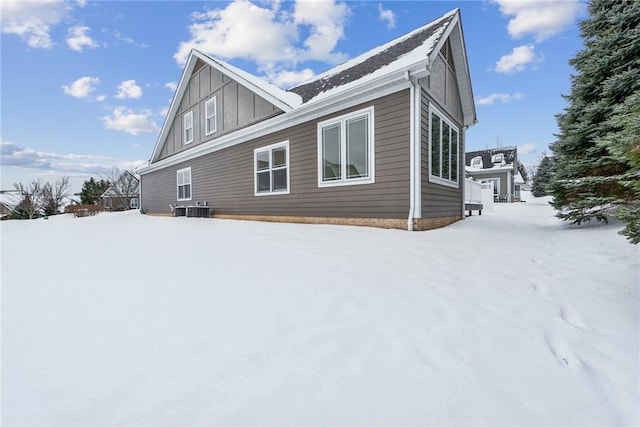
left=140, top=63, right=423, bottom=176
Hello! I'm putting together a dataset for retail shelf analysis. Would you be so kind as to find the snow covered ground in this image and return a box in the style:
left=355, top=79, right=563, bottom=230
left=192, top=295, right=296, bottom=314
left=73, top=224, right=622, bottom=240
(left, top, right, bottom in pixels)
left=2, top=192, right=638, bottom=426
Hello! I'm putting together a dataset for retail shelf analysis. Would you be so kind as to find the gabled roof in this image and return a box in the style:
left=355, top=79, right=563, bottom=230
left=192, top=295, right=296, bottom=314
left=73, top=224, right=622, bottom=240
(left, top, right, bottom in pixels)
left=288, top=8, right=476, bottom=126
left=150, top=50, right=303, bottom=162
left=290, top=10, right=455, bottom=104
left=144, top=9, right=476, bottom=171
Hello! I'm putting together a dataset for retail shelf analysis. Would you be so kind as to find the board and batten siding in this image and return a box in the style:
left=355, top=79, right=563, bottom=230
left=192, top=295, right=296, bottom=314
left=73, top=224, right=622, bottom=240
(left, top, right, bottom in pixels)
left=141, top=90, right=411, bottom=219
left=158, top=61, right=283, bottom=161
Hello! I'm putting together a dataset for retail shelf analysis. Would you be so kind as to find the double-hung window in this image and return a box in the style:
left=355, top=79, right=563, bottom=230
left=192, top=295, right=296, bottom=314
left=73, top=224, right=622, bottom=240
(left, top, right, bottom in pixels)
left=317, top=106, right=375, bottom=187
left=254, top=141, right=289, bottom=196
left=177, top=167, right=192, bottom=201
left=184, top=111, right=194, bottom=144
left=429, top=105, right=459, bottom=187
left=205, top=97, right=217, bottom=135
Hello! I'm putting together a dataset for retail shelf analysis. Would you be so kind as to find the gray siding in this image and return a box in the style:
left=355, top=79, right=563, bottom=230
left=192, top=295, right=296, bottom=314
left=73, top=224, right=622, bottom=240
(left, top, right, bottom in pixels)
left=158, top=61, right=283, bottom=161
left=425, top=39, right=463, bottom=124
left=142, top=90, right=411, bottom=219
left=420, top=87, right=464, bottom=218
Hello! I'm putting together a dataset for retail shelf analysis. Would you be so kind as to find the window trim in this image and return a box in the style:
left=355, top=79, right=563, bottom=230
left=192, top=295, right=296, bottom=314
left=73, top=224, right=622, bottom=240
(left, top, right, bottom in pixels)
left=470, top=156, right=482, bottom=168
left=205, top=97, right=217, bottom=136
left=317, top=106, right=375, bottom=188
left=183, top=111, right=194, bottom=144
left=428, top=104, right=460, bottom=189
left=254, top=141, right=290, bottom=196
left=176, top=167, right=192, bottom=201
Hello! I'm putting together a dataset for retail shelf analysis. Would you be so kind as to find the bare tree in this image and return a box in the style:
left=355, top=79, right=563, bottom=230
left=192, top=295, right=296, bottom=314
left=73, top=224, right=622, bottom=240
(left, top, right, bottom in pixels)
left=101, top=167, right=139, bottom=211
left=14, top=179, right=46, bottom=219
left=42, top=176, right=72, bottom=215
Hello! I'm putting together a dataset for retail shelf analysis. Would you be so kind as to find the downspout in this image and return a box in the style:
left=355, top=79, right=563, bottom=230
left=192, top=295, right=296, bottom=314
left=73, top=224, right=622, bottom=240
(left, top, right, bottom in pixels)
left=405, top=70, right=416, bottom=231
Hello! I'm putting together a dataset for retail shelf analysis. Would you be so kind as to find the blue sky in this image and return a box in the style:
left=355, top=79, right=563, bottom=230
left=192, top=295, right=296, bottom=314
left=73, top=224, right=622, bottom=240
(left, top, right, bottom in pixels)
left=1, top=0, right=586, bottom=192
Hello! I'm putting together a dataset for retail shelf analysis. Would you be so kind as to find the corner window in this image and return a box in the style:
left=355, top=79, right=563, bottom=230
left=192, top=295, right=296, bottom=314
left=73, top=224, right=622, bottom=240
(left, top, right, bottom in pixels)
left=205, top=97, right=217, bottom=136
left=184, top=111, right=193, bottom=144
left=317, top=106, right=375, bottom=187
left=429, top=105, right=459, bottom=187
left=254, top=141, right=289, bottom=196
left=177, top=167, right=192, bottom=201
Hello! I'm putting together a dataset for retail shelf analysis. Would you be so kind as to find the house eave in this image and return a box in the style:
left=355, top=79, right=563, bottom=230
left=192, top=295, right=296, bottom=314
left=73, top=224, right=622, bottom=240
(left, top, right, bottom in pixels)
left=140, top=67, right=415, bottom=176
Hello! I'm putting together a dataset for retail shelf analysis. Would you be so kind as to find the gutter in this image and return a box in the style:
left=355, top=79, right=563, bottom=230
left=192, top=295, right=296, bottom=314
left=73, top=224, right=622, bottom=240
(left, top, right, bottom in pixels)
left=404, top=61, right=429, bottom=231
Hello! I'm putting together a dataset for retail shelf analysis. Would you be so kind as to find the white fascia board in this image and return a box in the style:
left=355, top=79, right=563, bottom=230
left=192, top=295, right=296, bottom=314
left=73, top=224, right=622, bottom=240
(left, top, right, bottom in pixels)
left=140, top=69, right=412, bottom=176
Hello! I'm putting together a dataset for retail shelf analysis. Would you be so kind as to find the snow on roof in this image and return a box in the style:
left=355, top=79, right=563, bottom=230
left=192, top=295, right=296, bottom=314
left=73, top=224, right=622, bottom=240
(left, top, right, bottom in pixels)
left=0, top=191, right=21, bottom=210
left=289, top=9, right=457, bottom=104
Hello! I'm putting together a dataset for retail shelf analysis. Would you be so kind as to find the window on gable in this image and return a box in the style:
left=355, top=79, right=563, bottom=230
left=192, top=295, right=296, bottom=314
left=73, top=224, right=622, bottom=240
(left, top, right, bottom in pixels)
left=317, top=106, right=375, bottom=187
left=254, top=141, right=289, bottom=196
left=429, top=105, right=459, bottom=187
left=184, top=111, right=194, bottom=144
left=177, top=167, right=192, bottom=201
left=205, top=97, right=217, bottom=136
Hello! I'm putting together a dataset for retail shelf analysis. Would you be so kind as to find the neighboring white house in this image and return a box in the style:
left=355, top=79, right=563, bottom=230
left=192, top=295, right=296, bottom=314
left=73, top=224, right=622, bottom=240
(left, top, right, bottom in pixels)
left=101, top=171, right=140, bottom=211
left=465, top=146, right=525, bottom=202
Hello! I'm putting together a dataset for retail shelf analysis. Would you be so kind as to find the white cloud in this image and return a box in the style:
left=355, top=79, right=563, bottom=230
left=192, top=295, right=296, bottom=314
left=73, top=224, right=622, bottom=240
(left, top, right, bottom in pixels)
left=102, top=107, right=159, bottom=135
left=495, top=45, right=541, bottom=74
left=493, top=0, right=583, bottom=42
left=174, top=0, right=298, bottom=67
left=293, top=0, right=349, bottom=63
left=477, top=92, right=522, bottom=106
left=62, top=76, right=101, bottom=99
left=164, top=81, right=178, bottom=92
left=173, top=0, right=349, bottom=84
left=115, top=80, right=143, bottom=99
left=518, top=143, right=537, bottom=155
left=378, top=3, right=396, bottom=29
left=0, top=0, right=72, bottom=48
left=66, top=25, right=98, bottom=52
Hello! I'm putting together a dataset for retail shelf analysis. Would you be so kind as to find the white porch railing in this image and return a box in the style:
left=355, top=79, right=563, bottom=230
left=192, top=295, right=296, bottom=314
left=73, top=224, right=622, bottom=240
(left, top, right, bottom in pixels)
left=465, top=178, right=482, bottom=203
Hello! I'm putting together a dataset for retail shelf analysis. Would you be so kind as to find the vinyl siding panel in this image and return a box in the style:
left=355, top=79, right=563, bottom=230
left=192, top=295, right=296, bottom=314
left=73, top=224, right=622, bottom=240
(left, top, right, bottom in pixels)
left=141, top=90, right=411, bottom=219
left=420, top=87, right=464, bottom=218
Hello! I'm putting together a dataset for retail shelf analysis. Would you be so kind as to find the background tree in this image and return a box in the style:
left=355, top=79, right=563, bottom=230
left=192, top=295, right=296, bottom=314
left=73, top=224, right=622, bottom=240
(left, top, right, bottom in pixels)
left=42, top=176, right=71, bottom=216
left=13, top=179, right=45, bottom=219
left=549, top=0, right=640, bottom=243
left=101, top=167, right=139, bottom=211
left=532, top=155, right=555, bottom=197
left=80, top=177, right=110, bottom=205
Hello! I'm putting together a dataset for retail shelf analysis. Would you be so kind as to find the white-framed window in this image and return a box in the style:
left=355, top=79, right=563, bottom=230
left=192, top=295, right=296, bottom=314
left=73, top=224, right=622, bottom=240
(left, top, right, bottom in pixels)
left=317, top=106, right=375, bottom=187
left=205, top=97, right=217, bottom=136
left=470, top=156, right=482, bottom=168
left=184, top=111, right=194, bottom=144
left=254, top=141, right=290, bottom=196
left=130, top=197, right=139, bottom=209
left=177, top=167, right=192, bottom=201
left=429, top=104, right=459, bottom=188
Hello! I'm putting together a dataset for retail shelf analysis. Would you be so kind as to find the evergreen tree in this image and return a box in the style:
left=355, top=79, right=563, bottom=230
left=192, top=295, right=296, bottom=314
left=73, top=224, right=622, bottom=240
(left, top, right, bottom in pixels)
left=80, top=177, right=110, bottom=205
left=549, top=0, right=640, bottom=243
left=532, top=155, right=555, bottom=197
